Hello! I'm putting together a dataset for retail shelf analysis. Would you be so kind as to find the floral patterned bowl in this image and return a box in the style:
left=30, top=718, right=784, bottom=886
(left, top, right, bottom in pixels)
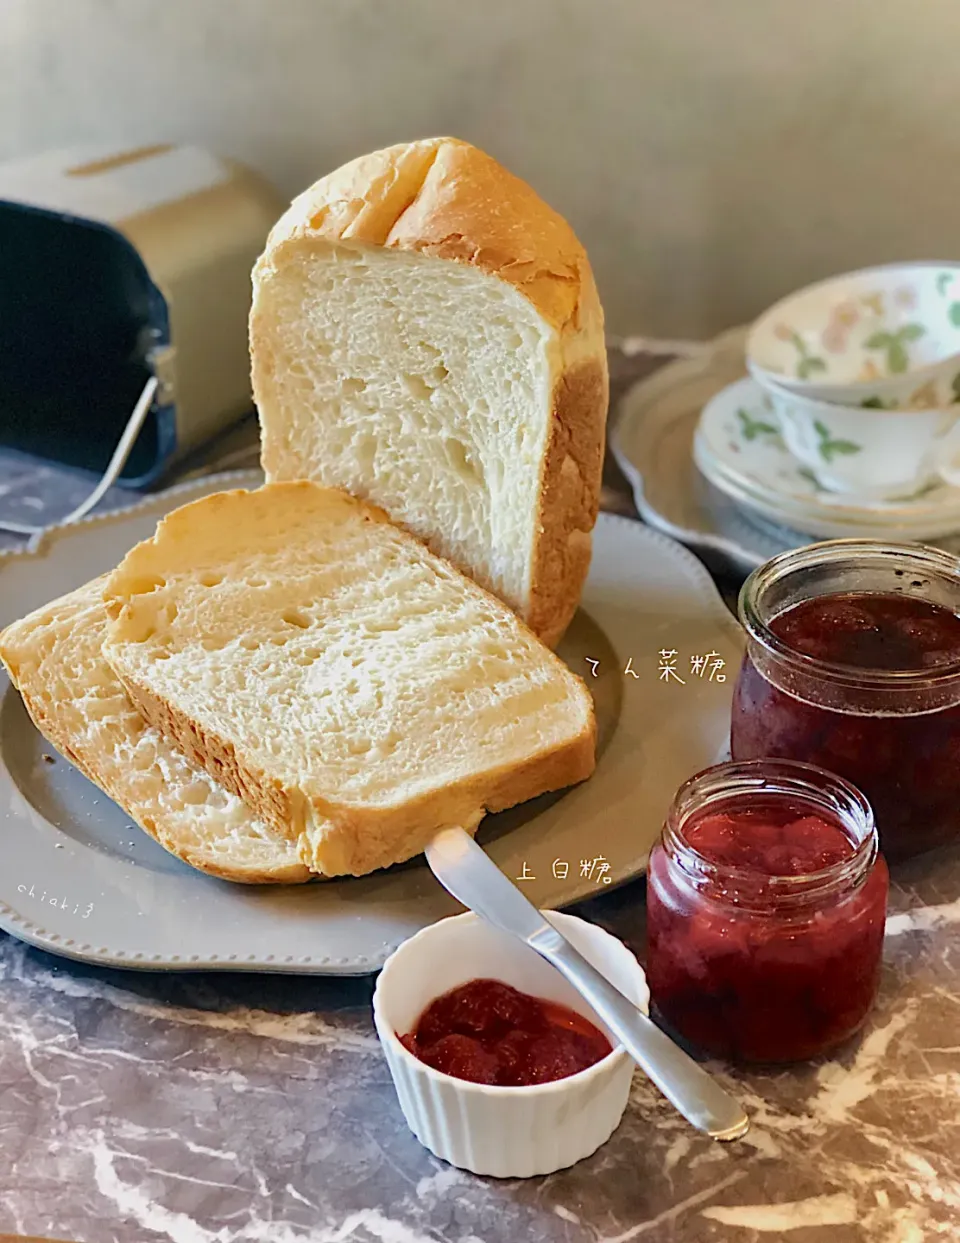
left=747, top=262, right=960, bottom=408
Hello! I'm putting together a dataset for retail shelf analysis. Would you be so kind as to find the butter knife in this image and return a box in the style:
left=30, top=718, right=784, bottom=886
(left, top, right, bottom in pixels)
left=425, top=827, right=749, bottom=1142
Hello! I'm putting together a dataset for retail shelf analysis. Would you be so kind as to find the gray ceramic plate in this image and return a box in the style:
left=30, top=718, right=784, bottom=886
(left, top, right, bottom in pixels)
left=0, top=471, right=742, bottom=975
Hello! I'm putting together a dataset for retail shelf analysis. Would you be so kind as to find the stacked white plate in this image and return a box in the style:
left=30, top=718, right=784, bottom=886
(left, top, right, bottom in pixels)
left=693, top=377, right=960, bottom=542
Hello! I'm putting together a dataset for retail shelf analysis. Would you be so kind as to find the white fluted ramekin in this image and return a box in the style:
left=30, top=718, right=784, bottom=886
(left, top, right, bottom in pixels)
left=372, top=910, right=648, bottom=1177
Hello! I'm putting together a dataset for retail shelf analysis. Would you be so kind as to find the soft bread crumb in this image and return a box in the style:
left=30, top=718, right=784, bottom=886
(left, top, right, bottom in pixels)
left=250, top=137, right=608, bottom=649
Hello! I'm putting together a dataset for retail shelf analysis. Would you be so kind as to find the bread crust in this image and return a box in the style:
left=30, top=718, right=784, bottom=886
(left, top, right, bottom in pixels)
left=530, top=352, right=609, bottom=647
left=251, top=137, right=609, bottom=648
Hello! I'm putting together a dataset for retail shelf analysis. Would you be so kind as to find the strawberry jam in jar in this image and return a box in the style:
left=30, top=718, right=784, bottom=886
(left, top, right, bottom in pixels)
left=731, top=541, right=960, bottom=861
left=646, top=760, right=888, bottom=1063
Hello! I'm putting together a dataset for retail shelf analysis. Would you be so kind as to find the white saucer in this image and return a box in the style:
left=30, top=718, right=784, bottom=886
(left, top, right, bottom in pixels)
left=610, top=326, right=960, bottom=576
left=694, top=377, right=960, bottom=540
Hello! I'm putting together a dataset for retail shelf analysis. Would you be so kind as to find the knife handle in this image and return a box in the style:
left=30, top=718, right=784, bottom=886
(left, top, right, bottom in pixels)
left=530, top=923, right=749, bottom=1141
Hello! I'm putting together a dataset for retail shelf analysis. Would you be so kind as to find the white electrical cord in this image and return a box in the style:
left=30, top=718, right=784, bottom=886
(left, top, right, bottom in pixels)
left=0, top=374, right=159, bottom=547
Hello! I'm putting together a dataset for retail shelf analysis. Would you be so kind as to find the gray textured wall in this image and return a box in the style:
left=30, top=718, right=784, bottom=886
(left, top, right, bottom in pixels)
left=4, top=0, right=960, bottom=337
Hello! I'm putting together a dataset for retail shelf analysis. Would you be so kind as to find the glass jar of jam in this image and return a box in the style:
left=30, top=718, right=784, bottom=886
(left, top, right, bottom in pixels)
left=731, top=540, right=960, bottom=861
left=646, top=759, right=888, bottom=1063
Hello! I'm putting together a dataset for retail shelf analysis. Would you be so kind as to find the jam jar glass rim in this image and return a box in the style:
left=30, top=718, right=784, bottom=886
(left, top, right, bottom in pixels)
left=664, top=758, right=879, bottom=910
left=737, top=538, right=960, bottom=692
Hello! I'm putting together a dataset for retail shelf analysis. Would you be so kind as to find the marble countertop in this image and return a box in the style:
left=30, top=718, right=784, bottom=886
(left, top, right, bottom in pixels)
left=0, top=348, right=958, bottom=1243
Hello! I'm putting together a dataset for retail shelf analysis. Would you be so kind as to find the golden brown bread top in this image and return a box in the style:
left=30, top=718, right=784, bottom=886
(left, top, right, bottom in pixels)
left=255, top=136, right=603, bottom=339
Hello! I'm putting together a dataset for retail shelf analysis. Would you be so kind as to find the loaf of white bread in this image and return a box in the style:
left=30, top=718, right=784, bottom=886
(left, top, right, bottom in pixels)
left=250, top=136, right=608, bottom=650
left=0, top=577, right=312, bottom=884
left=0, top=137, right=605, bottom=884
left=101, top=483, right=596, bottom=877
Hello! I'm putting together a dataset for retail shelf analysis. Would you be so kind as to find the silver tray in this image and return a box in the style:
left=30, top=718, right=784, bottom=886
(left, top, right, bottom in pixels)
left=0, top=471, right=742, bottom=974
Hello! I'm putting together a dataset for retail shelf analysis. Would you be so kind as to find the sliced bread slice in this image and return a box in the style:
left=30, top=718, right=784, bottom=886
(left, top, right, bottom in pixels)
left=102, top=482, right=597, bottom=877
left=0, top=578, right=312, bottom=884
left=250, top=136, right=609, bottom=649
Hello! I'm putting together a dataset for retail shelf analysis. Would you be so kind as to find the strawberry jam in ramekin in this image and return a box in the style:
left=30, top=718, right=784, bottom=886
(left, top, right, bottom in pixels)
left=399, top=978, right=612, bottom=1086
left=646, top=760, right=888, bottom=1063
